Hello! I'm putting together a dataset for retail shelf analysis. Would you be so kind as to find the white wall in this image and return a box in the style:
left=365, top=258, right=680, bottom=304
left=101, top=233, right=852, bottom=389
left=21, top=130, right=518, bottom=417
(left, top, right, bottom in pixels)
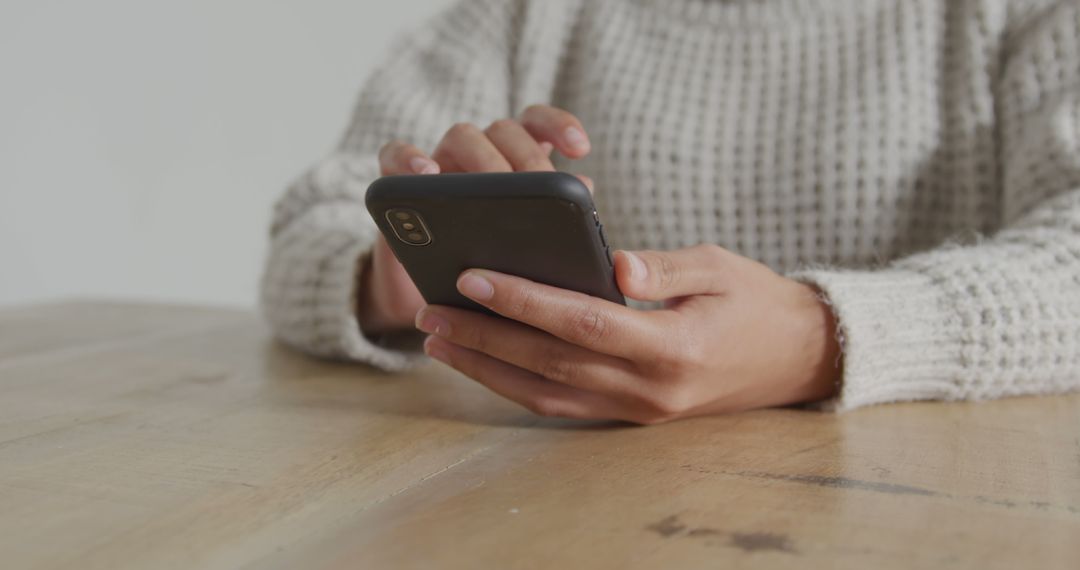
left=0, top=0, right=454, bottom=308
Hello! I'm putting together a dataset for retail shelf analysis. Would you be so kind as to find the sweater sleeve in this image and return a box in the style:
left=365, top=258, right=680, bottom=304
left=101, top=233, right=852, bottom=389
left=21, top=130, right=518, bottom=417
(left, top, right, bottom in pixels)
left=791, top=2, right=1080, bottom=411
left=260, top=0, right=521, bottom=369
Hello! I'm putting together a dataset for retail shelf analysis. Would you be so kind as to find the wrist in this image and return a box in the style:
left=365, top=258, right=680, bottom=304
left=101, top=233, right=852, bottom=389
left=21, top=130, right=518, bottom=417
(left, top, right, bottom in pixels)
left=356, top=254, right=393, bottom=336
left=793, top=283, right=842, bottom=403
left=357, top=253, right=424, bottom=338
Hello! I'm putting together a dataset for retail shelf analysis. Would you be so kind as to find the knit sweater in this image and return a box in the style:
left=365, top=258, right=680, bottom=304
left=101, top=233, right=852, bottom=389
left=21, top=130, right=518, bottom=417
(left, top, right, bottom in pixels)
left=261, top=0, right=1080, bottom=411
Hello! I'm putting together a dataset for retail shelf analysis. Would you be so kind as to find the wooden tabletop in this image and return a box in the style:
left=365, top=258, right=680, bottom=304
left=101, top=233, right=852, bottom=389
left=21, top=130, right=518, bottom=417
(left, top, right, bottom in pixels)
left=1, top=301, right=1078, bottom=569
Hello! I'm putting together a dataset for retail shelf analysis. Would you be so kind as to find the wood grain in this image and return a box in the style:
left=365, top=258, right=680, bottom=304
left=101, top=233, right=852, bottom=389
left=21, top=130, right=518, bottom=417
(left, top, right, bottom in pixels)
left=1, top=302, right=1077, bottom=570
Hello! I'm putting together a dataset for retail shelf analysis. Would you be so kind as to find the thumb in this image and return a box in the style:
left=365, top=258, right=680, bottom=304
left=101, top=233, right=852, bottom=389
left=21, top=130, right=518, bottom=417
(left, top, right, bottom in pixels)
left=614, top=245, right=728, bottom=301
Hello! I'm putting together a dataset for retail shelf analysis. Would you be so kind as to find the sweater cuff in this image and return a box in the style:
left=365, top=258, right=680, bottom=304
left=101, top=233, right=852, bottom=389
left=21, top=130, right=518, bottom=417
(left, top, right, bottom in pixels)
left=260, top=202, right=426, bottom=372
left=789, top=267, right=967, bottom=411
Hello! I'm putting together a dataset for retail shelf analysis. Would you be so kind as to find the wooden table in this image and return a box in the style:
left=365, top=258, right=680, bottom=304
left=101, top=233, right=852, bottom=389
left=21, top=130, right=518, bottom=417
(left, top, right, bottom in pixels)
left=1, top=301, right=1078, bottom=569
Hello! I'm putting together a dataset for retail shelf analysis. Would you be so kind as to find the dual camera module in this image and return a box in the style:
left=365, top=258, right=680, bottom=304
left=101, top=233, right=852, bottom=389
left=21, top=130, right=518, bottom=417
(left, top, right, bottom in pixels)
left=385, top=209, right=432, bottom=246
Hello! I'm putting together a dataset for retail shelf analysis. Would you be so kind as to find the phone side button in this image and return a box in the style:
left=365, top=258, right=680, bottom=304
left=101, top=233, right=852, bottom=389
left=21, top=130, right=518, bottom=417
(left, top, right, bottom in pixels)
left=598, top=224, right=608, bottom=247
left=605, top=246, right=614, bottom=266
left=592, top=210, right=600, bottom=225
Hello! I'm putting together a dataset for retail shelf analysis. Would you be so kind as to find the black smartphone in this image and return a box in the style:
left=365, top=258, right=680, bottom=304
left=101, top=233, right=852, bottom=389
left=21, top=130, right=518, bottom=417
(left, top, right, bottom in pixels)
left=365, top=171, right=625, bottom=312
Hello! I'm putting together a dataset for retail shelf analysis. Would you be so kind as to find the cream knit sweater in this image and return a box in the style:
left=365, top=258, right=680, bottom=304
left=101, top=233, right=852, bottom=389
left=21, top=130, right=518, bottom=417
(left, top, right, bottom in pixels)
left=261, top=0, right=1080, bottom=411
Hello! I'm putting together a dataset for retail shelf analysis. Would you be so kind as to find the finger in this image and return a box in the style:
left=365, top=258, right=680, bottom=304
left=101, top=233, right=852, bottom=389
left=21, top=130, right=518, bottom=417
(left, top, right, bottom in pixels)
left=424, top=336, right=613, bottom=419
left=614, top=245, right=730, bottom=302
left=519, top=104, right=591, bottom=159
left=538, top=141, right=554, bottom=155
left=378, top=140, right=440, bottom=175
left=454, top=269, right=662, bottom=359
left=483, top=119, right=556, bottom=172
left=431, top=122, right=513, bottom=173
left=416, top=305, right=640, bottom=396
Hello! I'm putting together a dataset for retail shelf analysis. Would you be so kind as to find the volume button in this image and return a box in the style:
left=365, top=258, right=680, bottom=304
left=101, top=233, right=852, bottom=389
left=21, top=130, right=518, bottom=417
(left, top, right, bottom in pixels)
left=604, top=246, right=613, bottom=266
left=598, top=224, right=608, bottom=247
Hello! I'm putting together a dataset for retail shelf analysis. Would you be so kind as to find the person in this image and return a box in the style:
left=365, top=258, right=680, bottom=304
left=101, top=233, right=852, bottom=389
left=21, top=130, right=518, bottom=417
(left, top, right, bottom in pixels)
left=261, top=0, right=1080, bottom=424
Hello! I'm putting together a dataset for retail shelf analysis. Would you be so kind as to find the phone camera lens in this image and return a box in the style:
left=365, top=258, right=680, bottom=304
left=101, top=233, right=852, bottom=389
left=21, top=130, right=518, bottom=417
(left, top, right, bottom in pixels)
left=386, top=208, right=430, bottom=246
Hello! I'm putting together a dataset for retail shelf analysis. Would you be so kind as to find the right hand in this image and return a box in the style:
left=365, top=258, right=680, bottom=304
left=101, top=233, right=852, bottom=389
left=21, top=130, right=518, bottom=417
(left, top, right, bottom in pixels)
left=358, top=104, right=594, bottom=335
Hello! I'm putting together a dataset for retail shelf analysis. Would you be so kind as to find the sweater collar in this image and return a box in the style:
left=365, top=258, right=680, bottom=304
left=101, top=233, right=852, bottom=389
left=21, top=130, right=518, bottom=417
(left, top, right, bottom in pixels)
left=638, top=0, right=853, bottom=27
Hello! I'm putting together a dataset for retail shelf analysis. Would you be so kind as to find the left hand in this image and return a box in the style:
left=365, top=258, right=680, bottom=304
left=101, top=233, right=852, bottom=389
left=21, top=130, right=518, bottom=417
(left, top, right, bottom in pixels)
left=414, top=244, right=841, bottom=424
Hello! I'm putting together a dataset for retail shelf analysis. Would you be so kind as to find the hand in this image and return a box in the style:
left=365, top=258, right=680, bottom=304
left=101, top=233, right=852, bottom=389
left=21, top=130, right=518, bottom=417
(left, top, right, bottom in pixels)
left=414, top=245, right=841, bottom=424
left=358, top=105, right=594, bottom=334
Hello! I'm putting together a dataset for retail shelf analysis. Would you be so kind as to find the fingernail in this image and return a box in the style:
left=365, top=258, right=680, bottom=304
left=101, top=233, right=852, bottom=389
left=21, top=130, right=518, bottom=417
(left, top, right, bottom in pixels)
left=424, top=336, right=451, bottom=364
left=457, top=272, right=495, bottom=301
left=623, top=251, right=647, bottom=281
left=415, top=308, right=450, bottom=336
left=563, top=127, right=590, bottom=152
left=409, top=156, right=439, bottom=175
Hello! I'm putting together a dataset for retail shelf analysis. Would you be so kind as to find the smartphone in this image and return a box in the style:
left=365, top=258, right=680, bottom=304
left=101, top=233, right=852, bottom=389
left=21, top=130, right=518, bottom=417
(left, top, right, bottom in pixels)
left=365, top=171, right=625, bottom=312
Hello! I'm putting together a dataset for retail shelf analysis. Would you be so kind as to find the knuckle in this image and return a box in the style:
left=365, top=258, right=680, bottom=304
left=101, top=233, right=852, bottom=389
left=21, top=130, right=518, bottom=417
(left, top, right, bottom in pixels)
left=654, top=318, right=703, bottom=372
left=521, top=103, right=548, bottom=118
left=698, top=242, right=724, bottom=255
left=446, top=122, right=478, bottom=138
left=460, top=326, right=490, bottom=354
left=525, top=396, right=563, bottom=418
left=550, top=108, right=577, bottom=126
left=567, top=305, right=611, bottom=346
left=681, top=340, right=709, bottom=372
left=378, top=139, right=405, bottom=160
left=537, top=350, right=579, bottom=384
left=521, top=104, right=574, bottom=129
left=674, top=316, right=701, bottom=356
left=521, top=151, right=554, bottom=171
left=486, top=118, right=518, bottom=133
left=655, top=253, right=681, bottom=290
left=506, top=286, right=542, bottom=319
left=642, top=387, right=691, bottom=419
left=696, top=243, right=727, bottom=263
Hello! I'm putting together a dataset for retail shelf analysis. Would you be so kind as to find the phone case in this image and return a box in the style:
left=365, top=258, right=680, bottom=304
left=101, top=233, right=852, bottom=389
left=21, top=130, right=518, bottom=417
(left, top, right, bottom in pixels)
left=365, top=171, right=625, bottom=312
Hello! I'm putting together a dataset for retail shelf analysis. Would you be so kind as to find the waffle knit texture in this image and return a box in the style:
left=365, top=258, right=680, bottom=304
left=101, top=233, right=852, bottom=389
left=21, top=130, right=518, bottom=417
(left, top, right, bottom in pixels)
left=261, top=0, right=1080, bottom=411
